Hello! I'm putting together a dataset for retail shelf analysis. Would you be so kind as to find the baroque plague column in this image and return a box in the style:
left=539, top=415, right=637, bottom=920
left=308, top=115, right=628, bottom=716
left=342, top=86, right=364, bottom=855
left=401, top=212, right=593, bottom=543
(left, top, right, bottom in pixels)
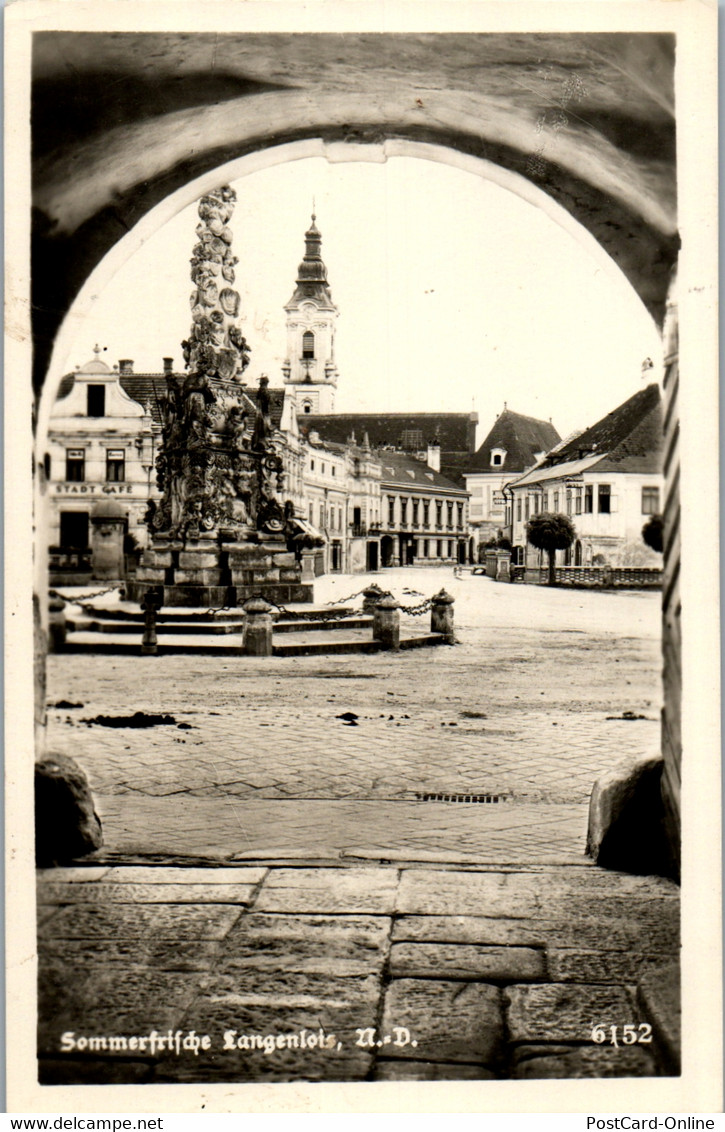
left=127, top=186, right=312, bottom=607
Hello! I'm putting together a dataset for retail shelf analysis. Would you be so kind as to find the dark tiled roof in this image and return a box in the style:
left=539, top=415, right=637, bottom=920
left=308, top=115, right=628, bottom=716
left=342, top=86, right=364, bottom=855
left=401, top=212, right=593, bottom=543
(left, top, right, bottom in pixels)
left=300, top=412, right=477, bottom=455
left=244, top=385, right=286, bottom=429
left=466, top=409, right=560, bottom=474
left=377, top=450, right=469, bottom=495
left=545, top=384, right=662, bottom=473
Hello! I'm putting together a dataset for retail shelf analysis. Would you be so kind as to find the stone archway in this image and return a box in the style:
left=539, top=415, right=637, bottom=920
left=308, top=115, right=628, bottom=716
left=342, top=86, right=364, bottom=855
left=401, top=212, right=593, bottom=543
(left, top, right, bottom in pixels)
left=28, top=31, right=680, bottom=867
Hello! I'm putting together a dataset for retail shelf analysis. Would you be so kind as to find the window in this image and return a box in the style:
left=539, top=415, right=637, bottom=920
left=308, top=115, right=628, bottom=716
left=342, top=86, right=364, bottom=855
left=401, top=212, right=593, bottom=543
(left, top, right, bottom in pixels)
left=542, top=492, right=549, bottom=511
left=448, top=540, right=454, bottom=558
left=490, top=448, right=506, bottom=467
left=436, top=540, right=442, bottom=557
left=302, top=331, right=315, bottom=359
left=321, top=463, right=326, bottom=474
left=400, top=497, right=408, bottom=524
left=303, top=402, right=312, bottom=414
left=423, top=539, right=429, bottom=558
left=87, top=384, right=105, bottom=417
left=412, top=499, right=419, bottom=526
left=319, top=503, right=326, bottom=527
left=310, top=459, right=315, bottom=471
left=533, top=495, right=540, bottom=514
left=457, top=502, right=464, bottom=529
left=492, top=454, right=501, bottom=465
left=525, top=497, right=530, bottom=521
left=59, top=511, right=89, bottom=549
left=106, top=449, right=125, bottom=482
left=65, top=448, right=85, bottom=482
left=423, top=500, right=430, bottom=526
left=388, top=496, right=396, bottom=525
left=642, top=487, right=660, bottom=515
left=436, top=501, right=443, bottom=528
left=447, top=502, right=454, bottom=528
left=566, top=489, right=572, bottom=516
left=575, top=489, right=582, bottom=515
left=598, top=484, right=611, bottom=513
left=517, top=498, right=522, bottom=522
left=309, top=503, right=314, bottom=523
left=584, top=485, right=594, bottom=513
left=553, top=491, right=559, bottom=512
left=331, top=466, right=335, bottom=476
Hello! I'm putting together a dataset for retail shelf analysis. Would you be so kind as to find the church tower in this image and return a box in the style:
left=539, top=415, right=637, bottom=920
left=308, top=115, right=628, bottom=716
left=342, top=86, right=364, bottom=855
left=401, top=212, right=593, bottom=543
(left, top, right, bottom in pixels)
left=282, top=213, right=339, bottom=416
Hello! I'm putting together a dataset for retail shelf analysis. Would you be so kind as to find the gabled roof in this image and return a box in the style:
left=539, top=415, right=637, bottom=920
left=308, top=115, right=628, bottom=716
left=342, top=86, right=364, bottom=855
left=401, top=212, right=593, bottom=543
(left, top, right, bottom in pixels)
left=545, top=384, right=662, bottom=472
left=466, top=409, right=560, bottom=474
left=377, top=450, right=469, bottom=496
left=509, top=384, right=663, bottom=487
left=299, top=412, right=476, bottom=454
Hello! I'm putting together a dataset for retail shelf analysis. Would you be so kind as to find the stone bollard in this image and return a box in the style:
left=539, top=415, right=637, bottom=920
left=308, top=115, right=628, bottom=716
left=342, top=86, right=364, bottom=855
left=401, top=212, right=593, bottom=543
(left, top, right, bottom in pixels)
left=362, top=582, right=385, bottom=614
left=141, top=587, right=162, bottom=655
left=373, top=594, right=400, bottom=650
left=35, top=753, right=103, bottom=866
left=243, top=596, right=274, bottom=657
left=48, top=595, right=67, bottom=652
left=301, top=550, right=316, bottom=583
left=431, top=589, right=456, bottom=643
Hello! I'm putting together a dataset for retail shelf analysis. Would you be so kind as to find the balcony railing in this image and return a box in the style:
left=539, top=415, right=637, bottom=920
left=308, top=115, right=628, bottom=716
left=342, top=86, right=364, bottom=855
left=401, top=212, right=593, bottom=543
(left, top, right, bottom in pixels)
left=350, top=524, right=367, bottom=537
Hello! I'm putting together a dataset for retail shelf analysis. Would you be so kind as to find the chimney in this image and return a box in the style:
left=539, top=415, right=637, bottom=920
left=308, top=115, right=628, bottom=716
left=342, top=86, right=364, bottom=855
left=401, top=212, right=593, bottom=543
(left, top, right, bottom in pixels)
left=163, top=357, right=174, bottom=375
left=119, top=359, right=134, bottom=375
left=467, top=410, right=478, bottom=453
left=427, top=440, right=441, bottom=473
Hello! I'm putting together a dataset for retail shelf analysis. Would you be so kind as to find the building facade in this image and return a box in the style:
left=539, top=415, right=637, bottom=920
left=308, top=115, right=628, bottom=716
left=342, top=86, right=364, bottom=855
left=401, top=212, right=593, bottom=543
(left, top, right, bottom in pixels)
left=506, top=384, right=664, bottom=569
left=376, top=450, right=471, bottom=567
left=47, top=350, right=163, bottom=578
left=463, top=407, right=560, bottom=554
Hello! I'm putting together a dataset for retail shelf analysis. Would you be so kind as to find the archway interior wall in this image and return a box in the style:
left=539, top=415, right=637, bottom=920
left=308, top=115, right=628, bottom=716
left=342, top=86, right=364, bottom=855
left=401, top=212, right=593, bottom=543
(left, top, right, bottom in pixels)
left=36, top=134, right=662, bottom=454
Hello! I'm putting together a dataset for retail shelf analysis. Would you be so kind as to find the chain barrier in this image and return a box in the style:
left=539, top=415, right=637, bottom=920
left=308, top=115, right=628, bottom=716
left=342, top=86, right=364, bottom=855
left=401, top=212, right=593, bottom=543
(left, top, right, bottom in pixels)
left=50, top=585, right=120, bottom=604
left=396, top=598, right=434, bottom=616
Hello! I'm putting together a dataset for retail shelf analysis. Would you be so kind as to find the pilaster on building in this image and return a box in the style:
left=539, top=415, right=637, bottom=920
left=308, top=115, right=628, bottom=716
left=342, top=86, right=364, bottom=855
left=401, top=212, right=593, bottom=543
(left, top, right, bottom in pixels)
left=283, top=214, right=339, bottom=416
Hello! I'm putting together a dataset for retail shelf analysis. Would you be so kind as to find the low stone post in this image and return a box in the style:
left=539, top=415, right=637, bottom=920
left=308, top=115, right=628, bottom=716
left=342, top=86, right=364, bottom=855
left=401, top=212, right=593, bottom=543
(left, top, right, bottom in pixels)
left=301, top=550, right=316, bottom=583
left=431, top=588, right=456, bottom=643
left=243, top=596, right=274, bottom=657
left=141, top=588, right=162, bottom=655
left=362, top=582, right=385, bottom=614
left=373, top=594, right=400, bottom=650
left=48, top=595, right=67, bottom=653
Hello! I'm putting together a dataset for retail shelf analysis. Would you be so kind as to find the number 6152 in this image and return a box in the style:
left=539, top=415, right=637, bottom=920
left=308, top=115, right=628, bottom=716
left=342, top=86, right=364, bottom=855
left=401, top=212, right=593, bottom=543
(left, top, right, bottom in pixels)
left=590, top=1023, right=652, bottom=1047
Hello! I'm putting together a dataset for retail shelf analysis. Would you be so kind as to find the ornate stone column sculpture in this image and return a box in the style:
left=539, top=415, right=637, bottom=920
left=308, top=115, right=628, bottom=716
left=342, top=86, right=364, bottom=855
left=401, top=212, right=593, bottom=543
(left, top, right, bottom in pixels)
left=127, top=186, right=312, bottom=608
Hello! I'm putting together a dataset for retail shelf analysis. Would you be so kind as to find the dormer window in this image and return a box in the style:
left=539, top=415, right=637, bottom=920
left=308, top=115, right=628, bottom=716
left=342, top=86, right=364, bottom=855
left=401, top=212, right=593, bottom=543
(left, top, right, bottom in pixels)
left=490, top=448, right=506, bottom=468
left=303, top=401, right=312, bottom=414
left=302, top=331, right=315, bottom=359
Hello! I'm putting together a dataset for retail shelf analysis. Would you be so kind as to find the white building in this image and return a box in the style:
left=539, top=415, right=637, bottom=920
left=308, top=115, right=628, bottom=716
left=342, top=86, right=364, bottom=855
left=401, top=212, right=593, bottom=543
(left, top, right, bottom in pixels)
left=507, top=384, right=663, bottom=568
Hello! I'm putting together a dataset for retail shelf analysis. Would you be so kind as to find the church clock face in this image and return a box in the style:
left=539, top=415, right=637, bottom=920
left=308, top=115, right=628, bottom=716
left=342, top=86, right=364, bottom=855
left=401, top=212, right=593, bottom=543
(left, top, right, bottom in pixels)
left=301, top=303, right=317, bottom=319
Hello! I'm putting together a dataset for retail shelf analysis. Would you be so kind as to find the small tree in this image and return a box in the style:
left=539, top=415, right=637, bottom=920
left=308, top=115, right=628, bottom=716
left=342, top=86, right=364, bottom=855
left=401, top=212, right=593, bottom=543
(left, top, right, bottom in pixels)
left=526, top=512, right=576, bottom=586
left=642, top=513, right=663, bottom=554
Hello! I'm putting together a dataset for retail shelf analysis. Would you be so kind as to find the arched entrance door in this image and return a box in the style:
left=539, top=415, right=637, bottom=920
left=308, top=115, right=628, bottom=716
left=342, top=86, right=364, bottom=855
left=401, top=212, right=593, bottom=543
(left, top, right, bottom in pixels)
left=381, top=535, right=395, bottom=568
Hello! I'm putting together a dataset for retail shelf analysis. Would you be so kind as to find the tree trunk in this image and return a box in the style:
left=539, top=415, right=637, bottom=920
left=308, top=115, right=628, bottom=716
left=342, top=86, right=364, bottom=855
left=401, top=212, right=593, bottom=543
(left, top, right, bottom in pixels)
left=547, top=548, right=556, bottom=585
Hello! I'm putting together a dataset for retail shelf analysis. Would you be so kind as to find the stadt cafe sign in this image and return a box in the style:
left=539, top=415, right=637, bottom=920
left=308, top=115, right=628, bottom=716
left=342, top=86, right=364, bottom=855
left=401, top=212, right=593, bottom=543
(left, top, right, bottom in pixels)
left=54, top=483, right=139, bottom=495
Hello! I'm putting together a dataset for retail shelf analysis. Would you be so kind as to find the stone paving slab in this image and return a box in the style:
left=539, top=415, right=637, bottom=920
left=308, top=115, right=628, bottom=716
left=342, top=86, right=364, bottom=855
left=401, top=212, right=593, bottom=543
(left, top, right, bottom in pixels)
left=504, top=983, right=639, bottom=1043
left=105, top=866, right=267, bottom=884
left=252, top=867, right=399, bottom=914
left=39, top=883, right=259, bottom=905
left=511, top=1044, right=659, bottom=1079
left=389, top=942, right=546, bottom=981
left=38, top=903, right=244, bottom=940
left=380, top=979, right=504, bottom=1066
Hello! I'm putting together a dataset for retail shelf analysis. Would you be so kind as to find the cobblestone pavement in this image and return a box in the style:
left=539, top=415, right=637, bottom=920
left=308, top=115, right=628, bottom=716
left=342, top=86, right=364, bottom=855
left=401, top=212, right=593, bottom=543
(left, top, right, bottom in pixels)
left=46, top=569, right=662, bottom=862
left=37, top=862, right=680, bottom=1084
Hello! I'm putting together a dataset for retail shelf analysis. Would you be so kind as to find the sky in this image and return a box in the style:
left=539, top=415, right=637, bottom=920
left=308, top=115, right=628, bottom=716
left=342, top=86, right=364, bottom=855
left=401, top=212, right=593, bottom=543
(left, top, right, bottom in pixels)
left=61, top=156, right=664, bottom=443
